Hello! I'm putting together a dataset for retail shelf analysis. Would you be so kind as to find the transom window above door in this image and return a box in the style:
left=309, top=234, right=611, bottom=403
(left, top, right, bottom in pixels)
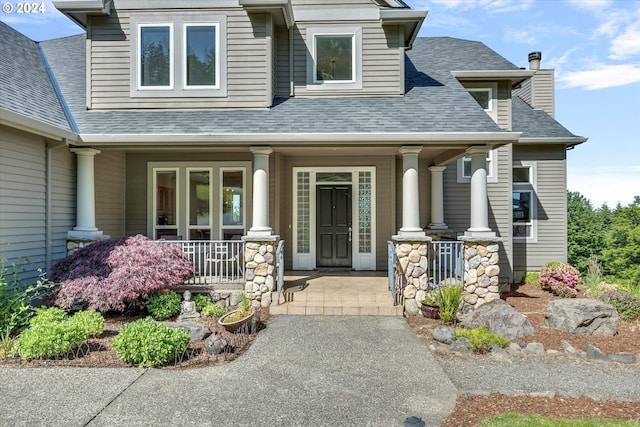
left=131, top=14, right=227, bottom=98
left=306, top=26, right=362, bottom=91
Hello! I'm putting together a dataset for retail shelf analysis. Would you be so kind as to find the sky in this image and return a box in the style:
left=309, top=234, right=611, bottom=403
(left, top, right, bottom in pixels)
left=1, top=0, right=639, bottom=208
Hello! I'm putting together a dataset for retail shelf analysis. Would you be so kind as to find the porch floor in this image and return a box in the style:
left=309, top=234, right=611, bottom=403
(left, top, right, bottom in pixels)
left=269, top=271, right=403, bottom=316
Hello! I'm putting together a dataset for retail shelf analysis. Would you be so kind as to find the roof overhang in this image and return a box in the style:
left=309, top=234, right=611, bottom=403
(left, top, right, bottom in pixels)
left=451, top=70, right=536, bottom=86
left=0, top=108, right=79, bottom=142
left=76, top=131, right=521, bottom=147
left=52, top=0, right=111, bottom=28
left=380, top=9, right=427, bottom=50
left=518, top=136, right=588, bottom=149
left=239, top=0, right=294, bottom=28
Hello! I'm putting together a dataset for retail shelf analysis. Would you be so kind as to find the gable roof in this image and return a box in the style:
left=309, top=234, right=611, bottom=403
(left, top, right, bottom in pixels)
left=0, top=22, right=74, bottom=137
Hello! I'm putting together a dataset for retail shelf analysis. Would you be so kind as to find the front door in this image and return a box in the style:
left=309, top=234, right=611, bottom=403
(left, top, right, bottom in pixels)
left=316, top=185, right=352, bottom=268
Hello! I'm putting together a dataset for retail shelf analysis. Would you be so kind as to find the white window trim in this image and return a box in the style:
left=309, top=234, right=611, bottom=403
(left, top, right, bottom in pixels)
left=457, top=149, right=498, bottom=183
left=137, top=23, right=174, bottom=91
left=147, top=162, right=250, bottom=240
left=183, top=23, right=220, bottom=90
left=305, top=26, right=363, bottom=91
left=131, top=14, right=227, bottom=98
left=292, top=166, right=376, bottom=271
left=219, top=167, right=246, bottom=238
left=513, top=161, right=537, bottom=243
left=464, top=82, right=498, bottom=122
left=152, top=167, right=180, bottom=239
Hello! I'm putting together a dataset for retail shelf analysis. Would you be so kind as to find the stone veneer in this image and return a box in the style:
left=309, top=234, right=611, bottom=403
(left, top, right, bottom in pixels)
left=460, top=237, right=502, bottom=308
left=392, top=236, right=432, bottom=317
left=243, top=236, right=279, bottom=307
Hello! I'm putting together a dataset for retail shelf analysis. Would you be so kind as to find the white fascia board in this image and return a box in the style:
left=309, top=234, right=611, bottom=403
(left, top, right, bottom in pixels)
left=380, top=9, right=427, bottom=49
left=518, top=137, right=588, bottom=145
left=0, top=108, right=79, bottom=142
left=239, top=0, right=293, bottom=28
left=78, top=131, right=522, bottom=145
left=52, top=0, right=110, bottom=13
left=451, top=70, right=536, bottom=84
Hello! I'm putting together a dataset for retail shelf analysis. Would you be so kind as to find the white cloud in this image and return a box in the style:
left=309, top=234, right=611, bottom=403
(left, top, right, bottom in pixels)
left=568, top=165, right=640, bottom=207
left=504, top=27, right=537, bottom=44
left=609, top=19, right=640, bottom=60
left=427, top=0, right=533, bottom=13
left=565, top=0, right=613, bottom=13
left=557, top=63, right=640, bottom=90
left=545, top=48, right=578, bottom=69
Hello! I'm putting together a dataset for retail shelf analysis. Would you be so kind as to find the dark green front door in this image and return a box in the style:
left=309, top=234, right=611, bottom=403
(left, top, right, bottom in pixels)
left=316, top=185, right=352, bottom=268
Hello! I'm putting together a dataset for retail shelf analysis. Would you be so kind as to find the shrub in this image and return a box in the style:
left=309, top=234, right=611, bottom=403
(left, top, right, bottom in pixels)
left=51, top=235, right=194, bottom=313
left=582, top=254, right=604, bottom=297
left=193, top=294, right=210, bottom=312
left=112, top=317, right=190, bottom=368
left=539, top=261, right=580, bottom=298
left=597, top=290, right=640, bottom=321
left=16, top=310, right=104, bottom=360
left=456, top=326, right=509, bottom=353
left=522, top=272, right=540, bottom=287
left=438, top=284, right=463, bottom=324
left=145, top=290, right=181, bottom=320
left=201, top=302, right=227, bottom=318
left=0, top=258, right=54, bottom=336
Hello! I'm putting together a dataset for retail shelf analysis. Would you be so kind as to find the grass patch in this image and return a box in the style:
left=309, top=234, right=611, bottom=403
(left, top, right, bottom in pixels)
left=479, top=413, right=640, bottom=427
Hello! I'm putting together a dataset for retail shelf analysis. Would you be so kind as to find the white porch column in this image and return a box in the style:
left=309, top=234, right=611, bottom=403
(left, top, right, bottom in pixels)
left=248, top=146, right=273, bottom=236
left=428, top=165, right=447, bottom=230
left=67, top=148, right=107, bottom=240
left=398, top=146, right=425, bottom=237
left=465, top=147, right=495, bottom=238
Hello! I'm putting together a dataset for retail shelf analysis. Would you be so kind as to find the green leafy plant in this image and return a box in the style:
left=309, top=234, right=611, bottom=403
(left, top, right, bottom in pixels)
left=222, top=293, right=254, bottom=323
left=111, top=317, right=190, bottom=368
left=16, top=309, right=104, bottom=360
left=145, top=290, right=181, bottom=320
left=438, top=284, right=462, bottom=324
left=596, top=290, right=640, bottom=321
left=201, top=302, right=227, bottom=318
left=456, top=326, right=509, bottom=353
left=193, top=294, right=211, bottom=312
left=0, top=257, right=54, bottom=336
left=582, top=253, right=604, bottom=297
left=480, top=413, right=640, bottom=427
left=523, top=271, right=540, bottom=287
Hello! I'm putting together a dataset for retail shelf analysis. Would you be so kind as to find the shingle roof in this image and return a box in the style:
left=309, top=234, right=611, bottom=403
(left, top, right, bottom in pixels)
left=0, top=22, right=72, bottom=132
left=512, top=96, right=579, bottom=139
left=34, top=32, right=581, bottom=141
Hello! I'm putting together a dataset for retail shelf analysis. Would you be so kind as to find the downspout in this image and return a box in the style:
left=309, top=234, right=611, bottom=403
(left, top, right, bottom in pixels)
left=289, top=24, right=295, bottom=97
left=46, top=139, right=69, bottom=272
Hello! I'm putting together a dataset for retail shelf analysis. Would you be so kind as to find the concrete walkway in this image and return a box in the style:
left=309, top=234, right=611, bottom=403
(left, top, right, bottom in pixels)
left=0, top=316, right=456, bottom=427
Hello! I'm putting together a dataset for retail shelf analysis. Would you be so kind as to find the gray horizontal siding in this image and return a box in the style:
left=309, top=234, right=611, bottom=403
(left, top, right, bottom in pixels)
left=95, top=150, right=125, bottom=238
left=50, top=146, right=76, bottom=267
left=89, top=9, right=270, bottom=109
left=513, top=145, right=567, bottom=276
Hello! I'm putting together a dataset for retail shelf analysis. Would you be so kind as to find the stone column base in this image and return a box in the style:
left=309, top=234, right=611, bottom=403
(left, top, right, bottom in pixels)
left=66, top=235, right=110, bottom=256
left=243, top=235, right=279, bottom=307
left=392, top=235, right=432, bottom=317
left=458, top=236, right=502, bottom=309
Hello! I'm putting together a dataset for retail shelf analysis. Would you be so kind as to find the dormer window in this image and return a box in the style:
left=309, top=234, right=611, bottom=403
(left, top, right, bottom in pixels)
left=463, top=82, right=497, bottom=122
left=468, top=88, right=491, bottom=110
left=306, top=26, right=362, bottom=91
left=131, top=14, right=227, bottom=98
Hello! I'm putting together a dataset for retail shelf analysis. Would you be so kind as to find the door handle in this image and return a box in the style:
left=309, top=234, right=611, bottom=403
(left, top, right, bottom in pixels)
left=348, top=227, right=352, bottom=242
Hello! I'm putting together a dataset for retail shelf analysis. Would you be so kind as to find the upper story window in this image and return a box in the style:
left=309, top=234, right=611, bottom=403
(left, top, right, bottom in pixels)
left=131, top=14, right=226, bottom=98
left=306, top=26, right=362, bottom=91
left=457, top=149, right=498, bottom=183
left=464, top=82, right=497, bottom=122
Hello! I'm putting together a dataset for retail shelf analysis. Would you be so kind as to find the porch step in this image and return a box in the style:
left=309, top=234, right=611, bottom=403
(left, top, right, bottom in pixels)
left=268, top=273, right=403, bottom=316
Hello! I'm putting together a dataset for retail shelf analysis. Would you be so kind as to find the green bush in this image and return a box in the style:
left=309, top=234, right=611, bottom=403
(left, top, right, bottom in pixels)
left=16, top=310, right=104, bottom=360
left=145, top=291, right=181, bottom=320
left=523, top=272, right=540, bottom=287
left=456, top=326, right=509, bottom=353
left=438, top=285, right=462, bottom=324
left=201, top=302, right=227, bottom=318
left=596, top=290, right=640, bottom=321
left=193, top=294, right=210, bottom=312
left=112, top=317, right=190, bottom=368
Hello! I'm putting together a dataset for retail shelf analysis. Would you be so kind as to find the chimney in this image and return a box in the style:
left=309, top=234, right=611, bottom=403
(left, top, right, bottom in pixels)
left=528, top=51, right=541, bottom=70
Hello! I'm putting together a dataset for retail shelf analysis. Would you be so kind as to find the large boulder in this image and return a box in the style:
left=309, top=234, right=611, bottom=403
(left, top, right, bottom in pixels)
left=459, top=299, right=535, bottom=340
left=544, top=299, right=619, bottom=336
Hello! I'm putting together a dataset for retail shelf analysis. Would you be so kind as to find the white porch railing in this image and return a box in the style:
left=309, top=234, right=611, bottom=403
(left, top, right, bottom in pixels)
left=159, top=240, right=245, bottom=286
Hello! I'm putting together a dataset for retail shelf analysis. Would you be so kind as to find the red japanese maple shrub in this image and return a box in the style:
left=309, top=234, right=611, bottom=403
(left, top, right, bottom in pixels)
left=50, top=235, right=194, bottom=312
